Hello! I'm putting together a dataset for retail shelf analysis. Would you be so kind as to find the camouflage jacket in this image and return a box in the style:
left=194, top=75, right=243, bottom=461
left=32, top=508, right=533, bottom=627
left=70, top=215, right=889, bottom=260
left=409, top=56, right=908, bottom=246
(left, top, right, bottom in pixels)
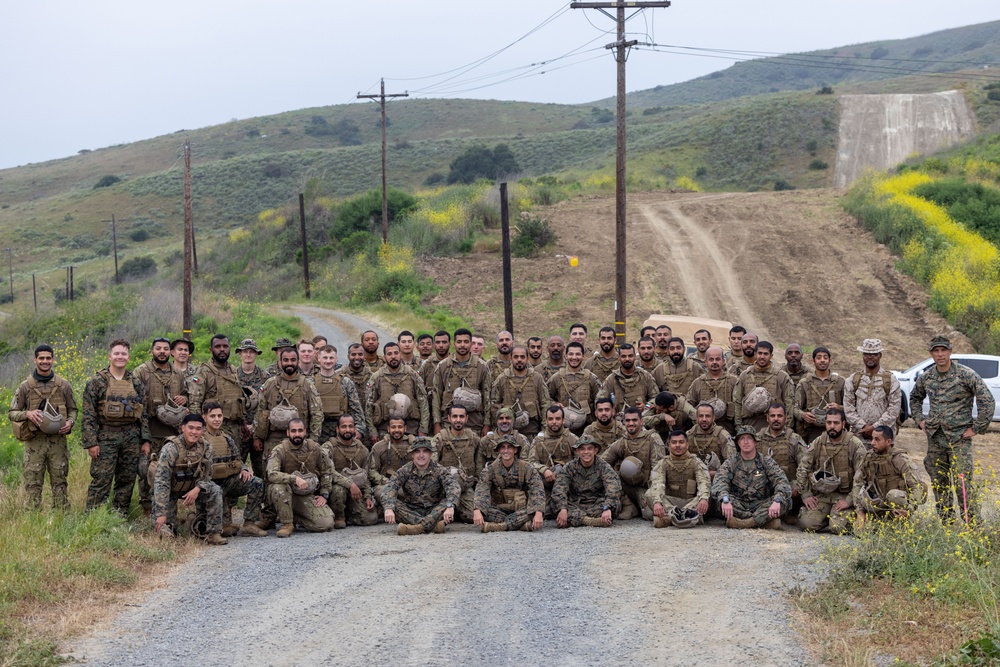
left=489, top=367, right=551, bottom=428
left=266, top=437, right=335, bottom=496
left=598, top=368, right=659, bottom=414
left=81, top=368, right=151, bottom=448
left=528, top=428, right=578, bottom=477
left=852, top=448, right=927, bottom=511
left=547, top=367, right=602, bottom=418
left=364, top=365, right=429, bottom=435
left=641, top=399, right=696, bottom=439
left=253, top=373, right=324, bottom=442
left=367, top=434, right=421, bottom=487
left=911, top=362, right=995, bottom=441
left=796, top=432, right=866, bottom=503
left=647, top=453, right=711, bottom=506
left=321, top=437, right=373, bottom=499
left=582, top=419, right=627, bottom=451
left=584, top=353, right=620, bottom=383
left=793, top=372, right=845, bottom=422
left=485, top=356, right=511, bottom=383
left=473, top=458, right=546, bottom=514
left=237, top=363, right=269, bottom=425
left=843, top=367, right=901, bottom=433
left=9, top=372, right=78, bottom=436
left=480, top=429, right=530, bottom=464
left=711, top=453, right=791, bottom=505
left=685, top=424, right=737, bottom=465
left=686, top=373, right=738, bottom=421
left=551, top=457, right=622, bottom=512
left=601, top=429, right=666, bottom=486
left=434, top=428, right=485, bottom=484
left=337, top=365, right=373, bottom=415
left=733, top=365, right=794, bottom=426
left=135, top=360, right=188, bottom=439
left=152, top=435, right=213, bottom=519
left=383, top=460, right=461, bottom=511
left=652, top=357, right=702, bottom=396
left=755, top=427, right=807, bottom=491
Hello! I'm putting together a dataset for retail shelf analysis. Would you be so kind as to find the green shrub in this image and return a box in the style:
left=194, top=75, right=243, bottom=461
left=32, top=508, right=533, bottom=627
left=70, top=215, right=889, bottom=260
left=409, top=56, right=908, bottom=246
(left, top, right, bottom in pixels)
left=512, top=215, right=556, bottom=257
left=816, top=86, right=834, bottom=95
left=93, top=175, right=121, bottom=189
left=119, top=256, right=157, bottom=281
left=774, top=179, right=796, bottom=191
left=808, top=159, right=829, bottom=170
left=447, top=144, right=521, bottom=185
left=988, top=91, right=1000, bottom=102
left=333, top=188, right=418, bottom=239
left=128, top=229, right=149, bottom=242
left=913, top=178, right=1000, bottom=246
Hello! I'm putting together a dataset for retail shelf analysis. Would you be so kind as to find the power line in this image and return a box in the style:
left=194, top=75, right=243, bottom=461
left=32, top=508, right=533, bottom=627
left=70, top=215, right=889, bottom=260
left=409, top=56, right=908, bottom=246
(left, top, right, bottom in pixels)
left=659, top=43, right=1000, bottom=67
left=408, top=53, right=610, bottom=96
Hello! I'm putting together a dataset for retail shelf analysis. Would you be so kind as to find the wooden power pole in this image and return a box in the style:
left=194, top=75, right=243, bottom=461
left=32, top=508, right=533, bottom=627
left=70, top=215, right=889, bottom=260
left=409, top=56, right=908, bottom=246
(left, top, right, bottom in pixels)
left=182, top=140, right=193, bottom=340
left=299, top=193, right=311, bottom=298
left=4, top=248, right=12, bottom=302
left=499, top=183, right=514, bottom=336
left=102, top=213, right=123, bottom=284
left=358, top=79, right=409, bottom=243
left=571, top=1, right=670, bottom=345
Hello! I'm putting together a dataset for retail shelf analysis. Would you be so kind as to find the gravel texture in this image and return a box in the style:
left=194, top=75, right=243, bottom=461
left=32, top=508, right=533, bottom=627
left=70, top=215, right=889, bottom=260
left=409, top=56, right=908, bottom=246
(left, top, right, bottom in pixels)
left=283, top=306, right=392, bottom=358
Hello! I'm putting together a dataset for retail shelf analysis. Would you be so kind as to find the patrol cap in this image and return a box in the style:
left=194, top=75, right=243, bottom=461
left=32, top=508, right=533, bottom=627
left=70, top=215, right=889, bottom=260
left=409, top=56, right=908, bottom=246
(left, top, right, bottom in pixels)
left=572, top=434, right=601, bottom=452
left=407, top=436, right=436, bottom=454
left=734, top=426, right=758, bottom=442
left=169, top=338, right=195, bottom=353
left=236, top=338, right=262, bottom=353
left=272, top=337, right=295, bottom=351
left=929, top=334, right=952, bottom=351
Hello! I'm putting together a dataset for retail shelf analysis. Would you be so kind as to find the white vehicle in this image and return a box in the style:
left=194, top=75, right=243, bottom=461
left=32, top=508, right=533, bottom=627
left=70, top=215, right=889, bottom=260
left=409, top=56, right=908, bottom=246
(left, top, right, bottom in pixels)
left=893, top=354, right=1000, bottom=422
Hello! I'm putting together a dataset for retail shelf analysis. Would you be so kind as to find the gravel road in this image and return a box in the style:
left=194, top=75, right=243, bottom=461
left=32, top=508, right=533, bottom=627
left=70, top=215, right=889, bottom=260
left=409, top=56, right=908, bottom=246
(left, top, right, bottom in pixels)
left=282, top=306, right=392, bottom=357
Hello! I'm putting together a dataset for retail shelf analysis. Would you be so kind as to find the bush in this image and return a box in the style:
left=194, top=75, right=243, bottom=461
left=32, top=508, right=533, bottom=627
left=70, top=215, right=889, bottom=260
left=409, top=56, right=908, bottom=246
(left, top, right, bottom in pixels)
left=805, top=139, right=818, bottom=154
left=816, top=86, right=834, bottom=95
left=870, top=46, right=889, bottom=60
left=774, top=179, right=796, bottom=191
left=119, top=256, right=157, bottom=281
left=424, top=173, right=446, bottom=186
left=912, top=178, right=1000, bottom=246
left=93, top=175, right=121, bottom=189
left=128, top=229, right=149, bottom=242
left=333, top=188, right=418, bottom=239
left=446, top=144, right=521, bottom=185
left=808, top=159, right=829, bottom=170
left=512, top=214, right=556, bottom=257
left=988, top=91, right=1000, bottom=102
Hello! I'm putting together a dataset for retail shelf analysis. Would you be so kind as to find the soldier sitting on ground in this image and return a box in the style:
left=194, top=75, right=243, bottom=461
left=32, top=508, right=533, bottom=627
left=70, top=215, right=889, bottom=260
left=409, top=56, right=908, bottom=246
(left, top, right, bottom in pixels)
left=796, top=407, right=865, bottom=535
left=473, top=435, right=546, bottom=533
left=266, top=418, right=336, bottom=537
left=202, top=402, right=267, bottom=537
left=480, top=407, right=530, bottom=464
left=552, top=435, right=622, bottom=528
left=711, top=427, right=790, bottom=530
left=646, top=430, right=711, bottom=529
left=383, top=437, right=461, bottom=536
left=323, top=414, right=378, bottom=528
left=368, top=416, right=418, bottom=515
left=853, top=425, right=927, bottom=532
left=602, top=406, right=665, bottom=520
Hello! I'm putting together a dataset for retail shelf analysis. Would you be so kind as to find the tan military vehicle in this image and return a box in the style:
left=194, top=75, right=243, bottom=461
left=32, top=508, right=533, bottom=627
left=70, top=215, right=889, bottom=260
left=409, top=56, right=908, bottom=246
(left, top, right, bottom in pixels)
left=641, top=315, right=733, bottom=353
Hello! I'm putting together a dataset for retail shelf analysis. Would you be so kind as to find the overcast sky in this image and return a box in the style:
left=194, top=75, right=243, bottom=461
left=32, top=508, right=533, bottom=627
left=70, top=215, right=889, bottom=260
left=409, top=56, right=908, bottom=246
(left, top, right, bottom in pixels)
left=1, top=1, right=997, bottom=169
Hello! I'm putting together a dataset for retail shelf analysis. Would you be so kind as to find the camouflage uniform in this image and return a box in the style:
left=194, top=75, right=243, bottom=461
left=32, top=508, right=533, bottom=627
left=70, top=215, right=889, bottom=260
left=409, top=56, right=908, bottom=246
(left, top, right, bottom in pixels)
left=584, top=353, right=621, bottom=383
left=538, top=361, right=567, bottom=384
left=82, top=368, right=150, bottom=513
left=598, top=368, right=658, bottom=415
left=852, top=447, right=926, bottom=518
left=489, top=367, right=550, bottom=439
left=911, top=361, right=995, bottom=521
left=711, top=453, right=791, bottom=526
left=548, top=366, right=603, bottom=434
left=551, top=456, right=622, bottom=526
left=726, top=356, right=754, bottom=377
left=733, top=364, right=794, bottom=432
left=686, top=423, right=737, bottom=471
left=793, top=372, right=845, bottom=443
left=645, top=452, right=711, bottom=512
left=652, top=357, right=702, bottom=396
left=313, top=372, right=365, bottom=443
left=432, top=356, right=493, bottom=433
left=481, top=428, right=530, bottom=465
left=686, top=372, right=738, bottom=435
left=485, top=356, right=511, bottom=383
left=383, top=460, right=461, bottom=532
left=473, top=457, right=546, bottom=530
left=338, top=365, right=373, bottom=417
left=602, top=428, right=666, bottom=520
left=8, top=371, right=78, bottom=509
left=266, top=437, right=336, bottom=532
left=192, top=359, right=245, bottom=444
left=237, top=363, right=269, bottom=478
left=796, top=432, right=865, bottom=534
left=843, top=368, right=901, bottom=439
left=135, top=360, right=187, bottom=512
left=206, top=429, right=263, bottom=525
left=582, top=419, right=626, bottom=451
left=434, top=427, right=486, bottom=523
left=367, top=433, right=420, bottom=510
left=322, top=437, right=378, bottom=526
left=419, top=356, right=447, bottom=394
left=153, top=435, right=223, bottom=534
left=365, top=365, right=429, bottom=438
left=365, top=355, right=386, bottom=374
left=755, top=427, right=806, bottom=495
left=641, top=398, right=697, bottom=440
left=175, top=364, right=204, bottom=419
left=254, top=374, right=324, bottom=456
left=780, top=364, right=808, bottom=396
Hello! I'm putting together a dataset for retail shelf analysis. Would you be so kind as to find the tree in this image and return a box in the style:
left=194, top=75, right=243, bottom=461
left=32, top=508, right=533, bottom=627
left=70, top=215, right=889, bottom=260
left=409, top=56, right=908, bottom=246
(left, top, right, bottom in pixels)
left=446, top=144, right=521, bottom=184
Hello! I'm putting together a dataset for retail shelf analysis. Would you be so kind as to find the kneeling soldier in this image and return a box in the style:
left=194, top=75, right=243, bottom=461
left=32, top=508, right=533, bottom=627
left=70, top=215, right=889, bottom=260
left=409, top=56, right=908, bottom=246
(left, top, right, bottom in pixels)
left=323, top=414, right=378, bottom=528
left=152, top=414, right=227, bottom=544
left=383, top=437, right=461, bottom=535
left=712, top=427, right=790, bottom=529
left=796, top=407, right=865, bottom=535
left=553, top=435, right=621, bottom=528
left=266, top=418, right=336, bottom=537
left=853, top=425, right=927, bottom=531
left=646, top=430, right=711, bottom=528
left=202, top=402, right=266, bottom=537
left=474, top=435, right=546, bottom=533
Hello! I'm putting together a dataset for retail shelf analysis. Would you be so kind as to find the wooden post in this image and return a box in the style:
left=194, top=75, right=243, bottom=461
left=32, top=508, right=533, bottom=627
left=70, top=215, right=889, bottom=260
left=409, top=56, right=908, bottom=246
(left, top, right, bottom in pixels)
left=32, top=273, right=36, bottom=313
left=500, top=183, right=514, bottom=336
left=111, top=214, right=120, bottom=284
left=183, top=140, right=193, bottom=340
left=358, top=79, right=408, bottom=244
left=299, top=193, right=311, bottom=298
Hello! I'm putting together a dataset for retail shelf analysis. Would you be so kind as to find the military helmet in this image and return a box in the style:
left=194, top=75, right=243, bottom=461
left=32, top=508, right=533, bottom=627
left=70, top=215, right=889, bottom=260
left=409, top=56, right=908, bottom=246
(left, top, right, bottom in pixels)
left=741, top=386, right=772, bottom=414
left=38, top=402, right=66, bottom=435
left=242, top=385, right=260, bottom=412
left=563, top=404, right=587, bottom=430
left=572, top=434, right=601, bottom=452
left=387, top=393, right=412, bottom=420
left=810, top=469, right=840, bottom=495
left=885, top=489, right=908, bottom=507
left=703, top=451, right=722, bottom=471
left=705, top=397, right=727, bottom=419
left=291, top=471, right=319, bottom=495
left=670, top=506, right=701, bottom=529
left=407, top=436, right=436, bottom=453
left=156, top=400, right=190, bottom=428
left=734, top=426, right=758, bottom=442
left=619, top=456, right=645, bottom=486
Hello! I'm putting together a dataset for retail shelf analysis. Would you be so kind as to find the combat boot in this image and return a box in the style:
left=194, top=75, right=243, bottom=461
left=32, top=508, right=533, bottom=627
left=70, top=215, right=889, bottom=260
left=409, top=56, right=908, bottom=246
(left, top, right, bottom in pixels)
left=726, top=516, right=757, bottom=529
left=221, top=524, right=240, bottom=538
left=764, top=518, right=781, bottom=530
left=276, top=524, right=295, bottom=538
left=433, top=520, right=447, bottom=533
left=397, top=523, right=425, bottom=536
left=239, top=521, right=268, bottom=537
left=520, top=522, right=534, bottom=532
left=334, top=513, right=347, bottom=530
left=204, top=533, right=229, bottom=546
left=482, top=522, right=507, bottom=533
left=652, top=516, right=668, bottom=529
left=582, top=517, right=607, bottom=527
left=157, top=524, right=175, bottom=540
left=256, top=517, right=276, bottom=531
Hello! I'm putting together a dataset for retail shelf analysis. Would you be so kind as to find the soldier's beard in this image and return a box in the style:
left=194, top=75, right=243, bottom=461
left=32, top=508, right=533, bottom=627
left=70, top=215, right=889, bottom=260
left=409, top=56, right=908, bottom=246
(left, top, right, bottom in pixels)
left=826, top=427, right=843, bottom=439
left=290, top=436, right=305, bottom=446
left=498, top=423, right=512, bottom=433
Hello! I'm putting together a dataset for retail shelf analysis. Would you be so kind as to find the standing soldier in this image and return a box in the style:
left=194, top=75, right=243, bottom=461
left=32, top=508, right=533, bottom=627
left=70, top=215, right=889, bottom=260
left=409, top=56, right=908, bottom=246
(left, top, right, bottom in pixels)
left=152, top=414, right=228, bottom=544
left=83, top=339, right=149, bottom=514
left=686, top=402, right=737, bottom=479
left=263, top=337, right=293, bottom=377
left=796, top=408, right=866, bottom=534
left=552, top=436, right=621, bottom=528
left=548, top=341, right=602, bottom=435
left=361, top=330, right=385, bottom=373
left=323, top=415, right=378, bottom=528
left=432, top=328, right=492, bottom=436
left=420, top=331, right=451, bottom=392
left=652, top=325, right=673, bottom=364
left=266, top=418, right=336, bottom=537
left=585, top=327, right=621, bottom=382
left=653, top=337, right=702, bottom=396
left=793, top=346, right=844, bottom=443
left=434, top=405, right=485, bottom=523
left=315, top=345, right=364, bottom=442
left=727, top=331, right=758, bottom=376
left=689, top=330, right=712, bottom=369
left=490, top=345, right=550, bottom=440
left=235, top=339, right=268, bottom=478
left=756, top=403, right=806, bottom=522
left=9, top=344, right=77, bottom=510
left=733, top=341, right=794, bottom=432
left=781, top=343, right=808, bottom=393
left=202, top=402, right=266, bottom=537
left=853, top=425, right=927, bottom=531
left=636, top=336, right=659, bottom=373
left=647, top=430, right=711, bottom=529
left=471, top=334, right=486, bottom=360
left=687, top=346, right=738, bottom=434
left=526, top=336, right=546, bottom=370
left=529, top=405, right=578, bottom=515
left=169, top=338, right=202, bottom=408
left=582, top=398, right=627, bottom=450
left=481, top=408, right=530, bottom=464
left=474, top=435, right=546, bottom=533
left=416, top=333, right=434, bottom=365
left=485, top=330, right=514, bottom=381
left=383, top=437, right=460, bottom=535
left=712, top=427, right=790, bottom=529
left=726, top=326, right=747, bottom=364
left=136, top=337, right=189, bottom=517
left=598, top=344, right=658, bottom=415
left=911, top=334, right=995, bottom=523
left=569, top=323, right=590, bottom=357
left=297, top=339, right=318, bottom=377
left=602, top=406, right=666, bottom=520
left=538, top=335, right=566, bottom=382
left=397, top=330, right=418, bottom=368
left=844, top=338, right=902, bottom=443
left=368, top=416, right=418, bottom=512
left=366, top=341, right=429, bottom=442
left=339, top=343, right=374, bottom=418
left=191, top=334, right=243, bottom=446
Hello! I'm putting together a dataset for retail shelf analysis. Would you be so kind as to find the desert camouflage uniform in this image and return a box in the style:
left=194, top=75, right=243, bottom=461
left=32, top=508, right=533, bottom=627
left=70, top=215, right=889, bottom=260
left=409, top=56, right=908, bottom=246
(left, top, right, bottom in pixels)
left=726, top=356, right=753, bottom=377
left=365, top=355, right=386, bottom=374
left=711, top=453, right=791, bottom=526
left=481, top=429, right=530, bottom=464
left=322, top=436, right=378, bottom=526
left=911, top=362, right=995, bottom=521
left=551, top=456, right=622, bottom=526
left=434, top=427, right=485, bottom=522
left=780, top=363, right=809, bottom=395
left=253, top=374, right=324, bottom=456
left=646, top=452, right=711, bottom=512
left=755, top=427, right=806, bottom=494
left=582, top=419, right=626, bottom=451
left=852, top=447, right=926, bottom=517
left=8, top=372, right=78, bottom=509
left=383, top=460, right=461, bottom=532
left=338, top=365, right=374, bottom=417
left=314, top=372, right=365, bottom=443
left=598, top=368, right=658, bottom=415
left=207, top=429, right=263, bottom=524
left=584, top=354, right=620, bottom=383
left=733, top=364, right=794, bottom=432
left=82, top=368, right=150, bottom=513
left=368, top=433, right=420, bottom=509
left=793, top=372, right=845, bottom=443
left=153, top=435, right=223, bottom=534
left=687, top=373, right=738, bottom=435
left=473, top=458, right=546, bottom=530
left=266, top=437, right=336, bottom=532
left=365, top=365, right=429, bottom=439
left=485, top=356, right=511, bottom=383
left=602, top=428, right=666, bottom=520
left=796, top=432, right=865, bottom=533
left=135, top=360, right=188, bottom=513
left=432, top=356, right=493, bottom=433
left=652, top=357, right=702, bottom=396
left=489, top=367, right=550, bottom=438
left=843, top=367, right=901, bottom=439
left=419, top=356, right=447, bottom=394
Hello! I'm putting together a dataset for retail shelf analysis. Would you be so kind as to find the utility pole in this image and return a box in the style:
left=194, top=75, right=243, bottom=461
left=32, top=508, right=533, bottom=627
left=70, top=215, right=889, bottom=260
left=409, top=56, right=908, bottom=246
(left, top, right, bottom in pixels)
left=69, top=266, right=74, bottom=302
left=102, top=213, right=123, bottom=284
left=499, top=183, right=514, bottom=336
left=32, top=273, right=36, bottom=313
left=571, top=1, right=670, bottom=345
left=358, top=79, right=409, bottom=243
left=3, top=248, right=12, bottom=302
left=299, top=193, right=311, bottom=298
left=65, top=267, right=69, bottom=302
left=182, top=140, right=193, bottom=340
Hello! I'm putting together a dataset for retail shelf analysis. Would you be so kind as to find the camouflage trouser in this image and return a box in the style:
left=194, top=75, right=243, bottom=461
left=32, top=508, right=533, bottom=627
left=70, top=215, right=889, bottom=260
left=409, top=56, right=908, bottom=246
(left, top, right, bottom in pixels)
left=619, top=482, right=652, bottom=521
left=267, top=484, right=334, bottom=532
left=455, top=487, right=475, bottom=523
left=643, top=490, right=700, bottom=514
left=161, top=482, right=224, bottom=535
left=259, top=435, right=286, bottom=523
left=561, top=501, right=606, bottom=527
left=924, top=430, right=976, bottom=523
left=330, top=485, right=377, bottom=525
left=137, top=435, right=169, bottom=511
left=85, top=425, right=141, bottom=514
left=478, top=502, right=536, bottom=530
left=799, top=493, right=850, bottom=534
left=23, top=435, right=70, bottom=510
left=729, top=495, right=789, bottom=527
left=394, top=500, right=449, bottom=533
left=216, top=472, right=265, bottom=524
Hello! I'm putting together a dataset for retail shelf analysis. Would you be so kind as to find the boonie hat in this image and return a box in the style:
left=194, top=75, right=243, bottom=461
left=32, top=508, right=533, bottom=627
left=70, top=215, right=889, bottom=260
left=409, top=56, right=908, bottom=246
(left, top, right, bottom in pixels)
left=236, top=338, right=261, bottom=353
left=856, top=339, right=885, bottom=355
left=271, top=337, right=295, bottom=351
left=407, top=436, right=436, bottom=453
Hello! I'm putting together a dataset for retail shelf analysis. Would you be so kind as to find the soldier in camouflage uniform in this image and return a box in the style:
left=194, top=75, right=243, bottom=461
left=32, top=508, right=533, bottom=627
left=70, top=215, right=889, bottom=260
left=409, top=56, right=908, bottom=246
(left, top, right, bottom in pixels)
left=485, top=330, right=514, bottom=381
left=322, top=415, right=378, bottom=528
left=646, top=430, right=711, bottom=528
left=726, top=326, right=747, bottom=365
left=687, top=346, right=737, bottom=435
left=652, top=325, right=673, bottom=365
left=568, top=323, right=590, bottom=358
left=235, top=338, right=269, bottom=478
left=843, top=338, right=902, bottom=443
left=733, top=341, right=794, bottom=432
left=553, top=435, right=622, bottom=527
left=263, top=337, right=294, bottom=378
left=136, top=337, right=189, bottom=515
left=83, top=339, right=150, bottom=514
left=538, top=335, right=567, bottom=383
left=397, top=330, right=418, bottom=369
left=315, top=344, right=365, bottom=443
left=726, top=331, right=757, bottom=377
left=780, top=343, right=808, bottom=395
left=853, top=425, right=927, bottom=531
left=584, top=327, right=621, bottom=382
left=481, top=407, right=530, bottom=464
left=433, top=404, right=485, bottom=523
left=152, top=414, right=228, bottom=544
left=170, top=338, right=202, bottom=411
left=712, top=427, right=790, bottom=529
left=474, top=435, right=546, bottom=532
left=201, top=402, right=266, bottom=537
left=636, top=336, right=660, bottom=374
left=688, top=330, right=712, bottom=369
left=361, top=330, right=385, bottom=373
left=602, top=406, right=666, bottom=520
left=526, top=336, right=545, bottom=370
left=529, top=405, right=579, bottom=515
left=420, top=331, right=451, bottom=393
left=756, top=403, right=807, bottom=523
left=296, top=338, right=318, bottom=377
left=191, top=336, right=244, bottom=450
left=339, top=343, right=374, bottom=418
left=490, top=345, right=550, bottom=439
left=652, top=337, right=701, bottom=397
left=796, top=408, right=865, bottom=534
left=793, top=346, right=844, bottom=443
left=582, top=397, right=626, bottom=450
left=911, top=334, right=996, bottom=523
left=266, top=418, right=337, bottom=537
left=368, top=416, right=420, bottom=512
left=642, top=391, right=696, bottom=440
left=686, top=402, right=737, bottom=480
left=548, top=342, right=602, bottom=435
left=383, top=437, right=461, bottom=535
left=366, top=341, right=429, bottom=441
left=9, top=344, right=78, bottom=510
left=598, top=344, right=658, bottom=415
left=432, top=328, right=493, bottom=436
left=416, top=333, right=434, bottom=366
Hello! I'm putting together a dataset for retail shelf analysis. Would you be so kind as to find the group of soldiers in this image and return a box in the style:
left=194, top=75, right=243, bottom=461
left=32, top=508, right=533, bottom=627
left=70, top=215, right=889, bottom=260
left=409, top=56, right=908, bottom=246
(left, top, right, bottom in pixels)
left=9, top=320, right=995, bottom=542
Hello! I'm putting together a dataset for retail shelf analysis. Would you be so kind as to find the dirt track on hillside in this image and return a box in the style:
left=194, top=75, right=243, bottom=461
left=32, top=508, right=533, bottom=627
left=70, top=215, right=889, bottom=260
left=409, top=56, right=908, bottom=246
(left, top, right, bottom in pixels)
left=418, top=189, right=971, bottom=369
